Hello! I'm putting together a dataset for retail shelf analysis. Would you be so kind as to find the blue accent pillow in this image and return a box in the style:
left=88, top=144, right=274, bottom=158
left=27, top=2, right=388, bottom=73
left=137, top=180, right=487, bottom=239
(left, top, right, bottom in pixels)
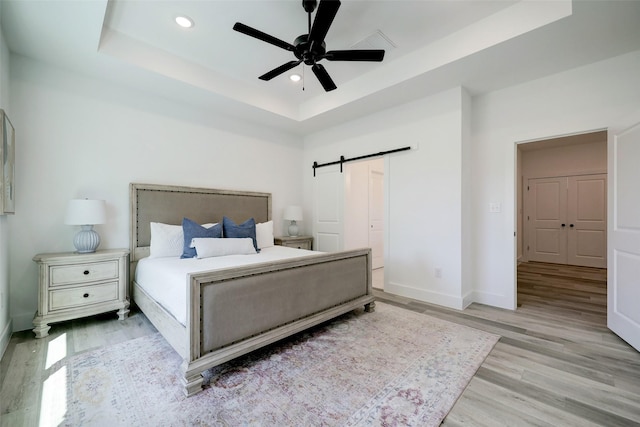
left=222, top=216, right=259, bottom=252
left=181, top=218, right=223, bottom=258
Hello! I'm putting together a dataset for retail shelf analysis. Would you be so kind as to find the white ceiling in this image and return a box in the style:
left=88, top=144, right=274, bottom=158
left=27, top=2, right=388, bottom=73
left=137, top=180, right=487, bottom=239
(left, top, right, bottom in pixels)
left=2, top=0, right=640, bottom=135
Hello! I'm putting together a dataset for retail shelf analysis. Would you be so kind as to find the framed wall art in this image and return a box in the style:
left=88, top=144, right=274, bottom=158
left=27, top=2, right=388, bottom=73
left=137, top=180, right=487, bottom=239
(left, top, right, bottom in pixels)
left=0, top=109, right=15, bottom=214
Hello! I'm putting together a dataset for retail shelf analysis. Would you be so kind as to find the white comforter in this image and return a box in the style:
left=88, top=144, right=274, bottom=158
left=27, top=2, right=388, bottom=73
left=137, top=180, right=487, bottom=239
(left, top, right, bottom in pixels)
left=135, top=246, right=319, bottom=325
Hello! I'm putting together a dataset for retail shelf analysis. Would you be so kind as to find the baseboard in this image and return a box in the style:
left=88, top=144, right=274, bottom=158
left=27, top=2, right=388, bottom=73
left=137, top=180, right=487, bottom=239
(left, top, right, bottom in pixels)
left=373, top=282, right=517, bottom=312
left=12, top=312, right=35, bottom=333
left=461, top=289, right=475, bottom=310
left=386, top=281, right=466, bottom=310
left=470, top=290, right=516, bottom=310
left=1, top=318, right=13, bottom=361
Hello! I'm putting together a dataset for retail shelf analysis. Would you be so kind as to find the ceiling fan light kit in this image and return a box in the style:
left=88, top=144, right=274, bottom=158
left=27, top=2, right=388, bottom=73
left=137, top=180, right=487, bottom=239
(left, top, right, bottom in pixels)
left=233, top=0, right=385, bottom=92
left=175, top=15, right=194, bottom=29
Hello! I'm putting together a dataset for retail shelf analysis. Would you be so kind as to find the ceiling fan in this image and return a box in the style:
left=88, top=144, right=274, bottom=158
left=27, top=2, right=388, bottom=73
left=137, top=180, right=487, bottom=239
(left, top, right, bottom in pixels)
left=233, top=0, right=385, bottom=92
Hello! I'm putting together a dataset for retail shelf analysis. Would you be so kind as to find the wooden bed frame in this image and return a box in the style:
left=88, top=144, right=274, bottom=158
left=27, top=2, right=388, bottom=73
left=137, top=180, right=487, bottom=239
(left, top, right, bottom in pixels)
left=130, top=183, right=375, bottom=396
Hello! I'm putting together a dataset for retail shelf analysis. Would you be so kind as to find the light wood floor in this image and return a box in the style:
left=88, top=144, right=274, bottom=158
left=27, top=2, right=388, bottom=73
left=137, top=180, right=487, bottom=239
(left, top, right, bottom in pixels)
left=2, top=262, right=639, bottom=426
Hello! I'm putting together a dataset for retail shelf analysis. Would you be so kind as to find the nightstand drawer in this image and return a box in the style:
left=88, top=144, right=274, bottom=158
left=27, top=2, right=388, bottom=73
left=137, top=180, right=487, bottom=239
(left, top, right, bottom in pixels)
left=49, top=282, right=119, bottom=311
left=281, top=241, right=312, bottom=250
left=50, top=260, right=119, bottom=286
left=274, top=236, right=313, bottom=250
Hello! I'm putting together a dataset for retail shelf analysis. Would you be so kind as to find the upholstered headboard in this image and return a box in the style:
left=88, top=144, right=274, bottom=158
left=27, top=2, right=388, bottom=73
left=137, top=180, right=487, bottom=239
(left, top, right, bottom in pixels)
left=130, top=183, right=272, bottom=262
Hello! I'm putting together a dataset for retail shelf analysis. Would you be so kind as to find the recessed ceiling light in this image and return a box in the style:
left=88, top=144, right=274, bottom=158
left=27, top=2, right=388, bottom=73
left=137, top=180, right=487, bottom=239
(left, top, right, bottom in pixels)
left=175, top=16, right=194, bottom=29
left=289, top=74, right=301, bottom=82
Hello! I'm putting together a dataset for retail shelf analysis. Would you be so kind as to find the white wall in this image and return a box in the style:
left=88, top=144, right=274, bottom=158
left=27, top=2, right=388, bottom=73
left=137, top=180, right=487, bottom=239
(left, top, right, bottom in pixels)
left=0, top=11, right=12, bottom=357
left=471, top=49, right=640, bottom=309
left=305, top=50, right=640, bottom=314
left=8, top=55, right=304, bottom=331
left=305, top=87, right=467, bottom=309
left=6, top=45, right=640, bottom=334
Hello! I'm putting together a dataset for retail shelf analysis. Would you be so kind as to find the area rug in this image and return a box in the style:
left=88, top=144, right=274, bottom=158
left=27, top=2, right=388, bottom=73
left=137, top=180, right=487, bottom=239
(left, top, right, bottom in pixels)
left=57, top=302, right=498, bottom=426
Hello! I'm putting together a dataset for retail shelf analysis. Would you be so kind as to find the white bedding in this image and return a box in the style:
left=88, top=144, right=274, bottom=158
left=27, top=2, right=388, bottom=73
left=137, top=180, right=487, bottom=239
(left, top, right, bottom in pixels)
left=135, top=245, right=320, bottom=326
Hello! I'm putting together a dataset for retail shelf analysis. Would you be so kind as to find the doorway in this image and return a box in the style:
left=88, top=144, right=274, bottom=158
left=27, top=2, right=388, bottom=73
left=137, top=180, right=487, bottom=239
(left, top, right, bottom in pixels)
left=517, top=130, right=607, bottom=266
left=516, top=130, right=608, bottom=308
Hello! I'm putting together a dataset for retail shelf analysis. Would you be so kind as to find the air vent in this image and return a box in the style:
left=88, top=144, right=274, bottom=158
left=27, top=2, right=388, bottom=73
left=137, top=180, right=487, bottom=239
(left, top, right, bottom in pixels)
left=351, top=30, right=396, bottom=51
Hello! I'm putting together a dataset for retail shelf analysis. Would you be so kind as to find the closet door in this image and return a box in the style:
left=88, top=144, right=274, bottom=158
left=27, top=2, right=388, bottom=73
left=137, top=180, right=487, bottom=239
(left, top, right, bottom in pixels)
left=527, top=177, right=568, bottom=264
left=567, top=174, right=607, bottom=268
left=369, top=168, right=384, bottom=269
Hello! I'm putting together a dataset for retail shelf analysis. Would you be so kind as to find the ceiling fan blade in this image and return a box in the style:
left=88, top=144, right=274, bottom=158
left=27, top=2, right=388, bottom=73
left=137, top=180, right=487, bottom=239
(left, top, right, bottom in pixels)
left=309, top=0, right=341, bottom=47
left=312, top=63, right=337, bottom=92
left=324, top=50, right=385, bottom=62
left=233, top=22, right=294, bottom=52
left=259, top=60, right=303, bottom=81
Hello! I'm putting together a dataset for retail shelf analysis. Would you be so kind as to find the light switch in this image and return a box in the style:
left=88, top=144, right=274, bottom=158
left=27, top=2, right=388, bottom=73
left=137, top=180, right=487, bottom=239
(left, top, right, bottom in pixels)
left=489, top=202, right=501, bottom=213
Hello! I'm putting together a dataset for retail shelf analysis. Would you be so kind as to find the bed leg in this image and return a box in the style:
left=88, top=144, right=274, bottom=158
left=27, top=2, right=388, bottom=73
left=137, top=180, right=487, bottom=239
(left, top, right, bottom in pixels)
left=181, top=362, right=204, bottom=397
left=181, top=372, right=204, bottom=397
left=364, top=301, right=376, bottom=312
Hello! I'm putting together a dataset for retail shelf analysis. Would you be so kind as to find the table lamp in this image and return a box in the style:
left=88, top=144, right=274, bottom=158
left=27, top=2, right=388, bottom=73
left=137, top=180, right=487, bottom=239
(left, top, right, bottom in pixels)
left=284, top=205, right=303, bottom=237
left=64, top=199, right=106, bottom=253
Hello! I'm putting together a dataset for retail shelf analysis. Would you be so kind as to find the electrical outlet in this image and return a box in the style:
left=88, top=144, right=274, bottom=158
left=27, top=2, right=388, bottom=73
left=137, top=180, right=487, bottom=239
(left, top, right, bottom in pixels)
left=435, top=268, right=442, bottom=278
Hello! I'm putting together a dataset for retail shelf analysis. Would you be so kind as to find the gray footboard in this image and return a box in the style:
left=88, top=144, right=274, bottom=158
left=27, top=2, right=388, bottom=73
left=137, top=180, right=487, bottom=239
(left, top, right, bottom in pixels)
left=181, top=248, right=374, bottom=396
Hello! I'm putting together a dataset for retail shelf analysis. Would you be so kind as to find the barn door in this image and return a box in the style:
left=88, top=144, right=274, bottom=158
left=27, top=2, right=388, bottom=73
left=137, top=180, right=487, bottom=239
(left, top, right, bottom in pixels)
left=313, top=164, right=344, bottom=252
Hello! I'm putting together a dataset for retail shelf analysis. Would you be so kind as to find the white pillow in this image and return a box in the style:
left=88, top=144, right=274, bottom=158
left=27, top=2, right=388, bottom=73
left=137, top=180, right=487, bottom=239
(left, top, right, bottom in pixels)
left=149, top=222, right=217, bottom=258
left=256, top=220, right=274, bottom=249
left=191, top=238, right=256, bottom=259
left=149, top=222, right=183, bottom=258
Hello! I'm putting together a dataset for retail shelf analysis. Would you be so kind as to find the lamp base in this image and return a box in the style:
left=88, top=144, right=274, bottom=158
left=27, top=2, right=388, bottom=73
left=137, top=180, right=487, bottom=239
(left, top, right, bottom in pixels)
left=288, top=220, right=299, bottom=237
left=74, top=225, right=101, bottom=253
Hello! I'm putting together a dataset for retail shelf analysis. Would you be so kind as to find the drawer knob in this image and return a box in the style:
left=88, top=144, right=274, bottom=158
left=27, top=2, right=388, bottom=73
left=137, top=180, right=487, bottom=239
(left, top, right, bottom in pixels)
left=83, top=293, right=89, bottom=298
left=83, top=270, right=90, bottom=275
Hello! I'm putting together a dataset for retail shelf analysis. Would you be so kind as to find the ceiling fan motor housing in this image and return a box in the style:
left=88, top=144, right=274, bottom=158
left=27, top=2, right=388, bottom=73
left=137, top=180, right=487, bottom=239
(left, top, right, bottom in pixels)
left=294, top=34, right=326, bottom=65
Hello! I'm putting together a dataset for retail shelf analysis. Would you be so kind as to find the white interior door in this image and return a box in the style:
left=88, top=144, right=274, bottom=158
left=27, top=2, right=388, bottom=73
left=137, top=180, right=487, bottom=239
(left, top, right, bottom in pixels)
left=369, top=169, right=384, bottom=269
left=313, top=164, right=344, bottom=252
left=608, top=114, right=640, bottom=352
left=567, top=174, right=607, bottom=268
left=527, top=174, right=607, bottom=268
left=527, top=177, right=568, bottom=264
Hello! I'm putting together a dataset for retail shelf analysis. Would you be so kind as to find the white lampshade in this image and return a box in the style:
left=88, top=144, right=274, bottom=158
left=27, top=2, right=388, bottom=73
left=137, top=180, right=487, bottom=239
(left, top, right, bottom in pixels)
left=65, top=199, right=107, bottom=253
left=65, top=199, right=106, bottom=225
left=283, top=205, right=303, bottom=221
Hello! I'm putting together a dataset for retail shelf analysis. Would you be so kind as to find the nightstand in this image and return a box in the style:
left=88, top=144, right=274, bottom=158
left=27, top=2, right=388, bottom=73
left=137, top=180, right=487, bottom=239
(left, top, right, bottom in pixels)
left=32, top=249, right=130, bottom=338
left=274, top=235, right=314, bottom=250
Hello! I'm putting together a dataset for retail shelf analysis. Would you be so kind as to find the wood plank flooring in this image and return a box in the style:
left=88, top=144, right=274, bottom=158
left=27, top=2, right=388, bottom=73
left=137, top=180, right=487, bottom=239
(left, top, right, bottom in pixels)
left=2, top=261, right=639, bottom=426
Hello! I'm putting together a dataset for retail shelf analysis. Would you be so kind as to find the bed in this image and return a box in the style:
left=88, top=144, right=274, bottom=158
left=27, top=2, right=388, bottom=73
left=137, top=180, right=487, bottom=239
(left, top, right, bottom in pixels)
left=130, top=183, right=375, bottom=396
